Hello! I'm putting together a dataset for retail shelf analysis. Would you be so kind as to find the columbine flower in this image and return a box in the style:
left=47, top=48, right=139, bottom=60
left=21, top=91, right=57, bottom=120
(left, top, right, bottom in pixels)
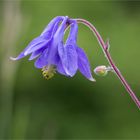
left=11, top=16, right=95, bottom=81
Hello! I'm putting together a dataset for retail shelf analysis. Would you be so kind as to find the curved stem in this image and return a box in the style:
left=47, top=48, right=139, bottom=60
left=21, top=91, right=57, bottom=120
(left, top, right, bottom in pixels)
left=76, top=18, right=140, bottom=110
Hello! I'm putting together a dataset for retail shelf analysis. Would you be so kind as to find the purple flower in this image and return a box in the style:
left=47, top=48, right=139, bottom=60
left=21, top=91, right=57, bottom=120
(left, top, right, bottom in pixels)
left=11, top=16, right=95, bottom=81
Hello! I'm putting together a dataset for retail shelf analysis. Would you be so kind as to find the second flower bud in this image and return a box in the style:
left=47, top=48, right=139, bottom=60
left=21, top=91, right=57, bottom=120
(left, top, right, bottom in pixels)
left=94, top=65, right=113, bottom=76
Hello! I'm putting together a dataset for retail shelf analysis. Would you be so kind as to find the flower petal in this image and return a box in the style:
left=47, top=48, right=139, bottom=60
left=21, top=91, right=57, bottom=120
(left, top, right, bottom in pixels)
left=53, top=16, right=68, bottom=39
left=58, top=43, right=78, bottom=77
left=24, top=36, right=48, bottom=56
left=40, top=16, right=64, bottom=38
left=10, top=36, right=46, bottom=60
left=66, top=20, right=78, bottom=43
left=10, top=52, right=25, bottom=61
left=25, top=16, right=64, bottom=57
left=29, top=47, right=46, bottom=60
left=34, top=48, right=49, bottom=68
left=46, top=17, right=68, bottom=65
left=76, top=47, right=95, bottom=81
left=57, top=19, right=78, bottom=77
left=57, top=60, right=68, bottom=76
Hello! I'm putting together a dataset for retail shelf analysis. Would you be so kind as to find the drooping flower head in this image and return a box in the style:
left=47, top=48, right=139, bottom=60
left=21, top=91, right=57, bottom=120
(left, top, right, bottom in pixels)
left=11, top=16, right=95, bottom=81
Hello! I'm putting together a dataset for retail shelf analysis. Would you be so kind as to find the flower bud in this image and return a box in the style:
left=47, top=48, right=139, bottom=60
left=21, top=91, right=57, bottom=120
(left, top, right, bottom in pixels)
left=94, top=65, right=109, bottom=76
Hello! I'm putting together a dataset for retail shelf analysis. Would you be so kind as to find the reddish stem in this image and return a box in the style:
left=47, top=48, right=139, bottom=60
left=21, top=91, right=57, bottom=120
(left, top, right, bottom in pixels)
left=76, top=18, right=140, bottom=110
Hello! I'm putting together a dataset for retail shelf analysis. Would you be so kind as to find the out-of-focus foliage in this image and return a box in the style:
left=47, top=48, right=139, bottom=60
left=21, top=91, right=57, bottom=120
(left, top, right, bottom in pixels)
left=0, top=0, right=140, bottom=139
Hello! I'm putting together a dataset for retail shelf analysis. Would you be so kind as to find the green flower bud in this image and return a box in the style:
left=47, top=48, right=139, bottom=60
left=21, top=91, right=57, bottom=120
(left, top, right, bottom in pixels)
left=94, top=65, right=113, bottom=76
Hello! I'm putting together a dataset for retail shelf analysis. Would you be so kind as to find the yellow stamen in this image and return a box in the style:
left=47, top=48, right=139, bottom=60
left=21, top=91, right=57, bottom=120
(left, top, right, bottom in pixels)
left=42, top=65, right=56, bottom=80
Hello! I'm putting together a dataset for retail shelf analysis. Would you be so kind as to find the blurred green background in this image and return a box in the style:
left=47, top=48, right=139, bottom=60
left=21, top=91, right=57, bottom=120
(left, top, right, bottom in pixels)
left=0, top=0, right=140, bottom=139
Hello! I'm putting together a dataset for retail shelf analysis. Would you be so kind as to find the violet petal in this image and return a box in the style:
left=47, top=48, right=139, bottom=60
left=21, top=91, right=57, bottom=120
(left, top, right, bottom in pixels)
left=76, top=47, right=95, bottom=81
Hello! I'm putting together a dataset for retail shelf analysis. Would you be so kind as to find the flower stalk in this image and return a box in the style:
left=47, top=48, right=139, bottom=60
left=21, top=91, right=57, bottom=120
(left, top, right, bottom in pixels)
left=75, top=18, right=140, bottom=110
